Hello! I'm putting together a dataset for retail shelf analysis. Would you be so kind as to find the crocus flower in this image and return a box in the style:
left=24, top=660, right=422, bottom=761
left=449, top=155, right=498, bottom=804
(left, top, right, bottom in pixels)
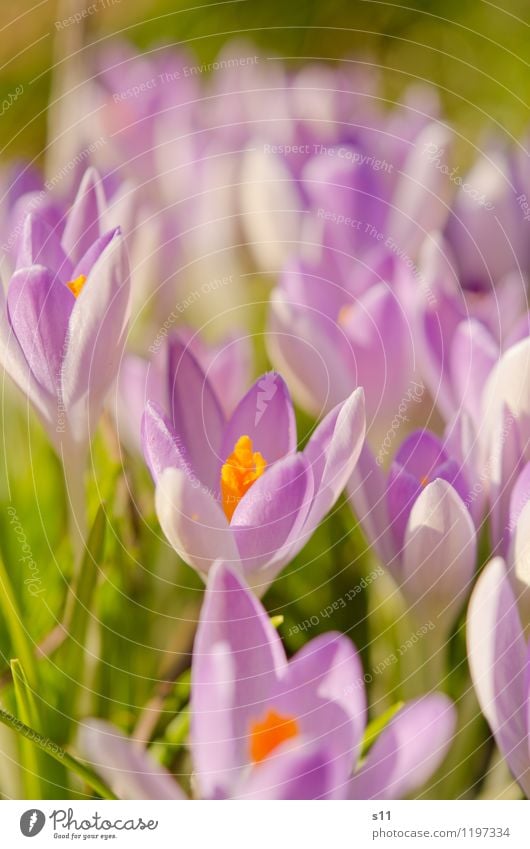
left=349, top=429, right=476, bottom=632
left=79, top=563, right=456, bottom=800
left=141, top=339, right=365, bottom=589
left=0, top=167, right=130, bottom=461
left=264, top=122, right=455, bottom=437
left=267, top=254, right=417, bottom=445
left=444, top=147, right=530, bottom=292
left=489, top=461, right=530, bottom=623
left=478, top=337, right=530, bottom=554
left=414, top=234, right=528, bottom=427
left=467, top=557, right=530, bottom=796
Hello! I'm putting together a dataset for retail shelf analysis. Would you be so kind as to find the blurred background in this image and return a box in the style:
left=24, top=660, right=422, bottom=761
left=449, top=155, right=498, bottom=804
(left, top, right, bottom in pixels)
left=1, top=0, right=529, bottom=161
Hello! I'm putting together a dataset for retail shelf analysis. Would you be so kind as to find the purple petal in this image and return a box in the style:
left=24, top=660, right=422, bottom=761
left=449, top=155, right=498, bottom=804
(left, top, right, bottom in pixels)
left=467, top=557, right=530, bottom=795
left=386, top=123, right=453, bottom=258
left=155, top=468, right=238, bottom=578
left=16, top=212, right=72, bottom=281
left=393, top=429, right=448, bottom=480
left=7, top=265, right=74, bottom=396
left=113, top=353, right=165, bottom=454
left=387, top=429, right=470, bottom=550
left=302, top=146, right=383, bottom=257
left=0, top=282, right=53, bottom=424
left=71, top=227, right=120, bottom=279
left=267, top=293, right=356, bottom=416
left=512, top=500, right=530, bottom=609
left=167, top=336, right=225, bottom=495
left=141, top=401, right=192, bottom=483
left=191, top=562, right=286, bottom=799
left=303, top=387, right=365, bottom=528
left=78, top=719, right=184, bottom=799
left=176, top=328, right=252, bottom=418
left=444, top=411, right=484, bottom=528
left=349, top=695, right=456, bottom=799
left=278, top=257, right=348, bottom=321
left=231, top=453, right=314, bottom=583
left=339, top=283, right=414, bottom=424
left=237, top=745, right=336, bottom=800
left=446, top=150, right=525, bottom=288
left=221, top=372, right=296, bottom=467
left=386, top=467, right=423, bottom=553
left=482, top=338, right=530, bottom=460
left=287, top=632, right=367, bottom=766
left=509, top=462, right=530, bottom=540
left=61, top=167, right=106, bottom=265
left=401, top=479, right=476, bottom=628
left=414, top=234, right=463, bottom=422
left=347, top=442, right=396, bottom=566
left=450, top=319, right=498, bottom=429
left=61, top=229, right=130, bottom=444
left=239, top=147, right=304, bottom=273
left=488, top=406, right=524, bottom=556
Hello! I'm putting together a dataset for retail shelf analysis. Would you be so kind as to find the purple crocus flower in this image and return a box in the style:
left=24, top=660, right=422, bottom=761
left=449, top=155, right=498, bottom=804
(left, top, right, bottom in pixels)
left=141, top=339, right=365, bottom=590
left=414, top=234, right=529, bottom=428
left=483, top=460, right=530, bottom=627
left=267, top=253, right=417, bottom=443
left=467, top=557, right=530, bottom=796
left=192, top=563, right=456, bottom=800
left=349, top=429, right=476, bottom=631
left=0, top=167, right=130, bottom=460
left=264, top=122, right=456, bottom=436
left=444, top=147, right=530, bottom=293
left=478, top=337, right=530, bottom=554
left=241, top=92, right=450, bottom=273
left=78, top=563, right=456, bottom=800
left=506, top=462, right=530, bottom=586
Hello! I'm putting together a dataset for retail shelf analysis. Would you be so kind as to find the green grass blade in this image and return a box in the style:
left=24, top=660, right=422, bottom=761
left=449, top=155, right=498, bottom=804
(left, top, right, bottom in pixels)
left=361, top=701, right=405, bottom=758
left=0, top=706, right=117, bottom=800
left=59, top=506, right=106, bottom=721
left=11, top=659, right=42, bottom=798
left=11, top=658, right=69, bottom=799
left=0, top=555, right=37, bottom=688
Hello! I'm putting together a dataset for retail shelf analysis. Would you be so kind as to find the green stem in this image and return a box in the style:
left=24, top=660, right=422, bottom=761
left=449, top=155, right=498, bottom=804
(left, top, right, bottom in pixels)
left=0, top=707, right=117, bottom=800
left=62, top=449, right=87, bottom=571
left=422, top=623, right=449, bottom=694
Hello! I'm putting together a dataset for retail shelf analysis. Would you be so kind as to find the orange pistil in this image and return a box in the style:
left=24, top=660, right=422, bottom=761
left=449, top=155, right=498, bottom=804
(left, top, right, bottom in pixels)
left=66, top=274, right=87, bottom=298
left=220, top=435, right=266, bottom=522
left=420, top=475, right=429, bottom=487
left=337, top=303, right=355, bottom=327
left=249, top=708, right=299, bottom=764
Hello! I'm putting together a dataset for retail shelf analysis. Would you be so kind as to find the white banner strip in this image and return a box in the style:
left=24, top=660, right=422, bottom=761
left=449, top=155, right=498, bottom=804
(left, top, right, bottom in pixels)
left=1, top=799, right=527, bottom=847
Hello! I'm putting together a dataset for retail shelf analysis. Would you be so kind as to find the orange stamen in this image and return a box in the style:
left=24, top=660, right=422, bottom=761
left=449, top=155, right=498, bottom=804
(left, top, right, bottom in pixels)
left=249, top=708, right=299, bottom=764
left=221, top=435, right=266, bottom=522
left=66, top=274, right=87, bottom=298
left=337, top=303, right=355, bottom=327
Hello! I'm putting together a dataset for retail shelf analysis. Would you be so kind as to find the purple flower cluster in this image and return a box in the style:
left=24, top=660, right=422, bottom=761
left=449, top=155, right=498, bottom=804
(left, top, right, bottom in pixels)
left=2, top=39, right=530, bottom=800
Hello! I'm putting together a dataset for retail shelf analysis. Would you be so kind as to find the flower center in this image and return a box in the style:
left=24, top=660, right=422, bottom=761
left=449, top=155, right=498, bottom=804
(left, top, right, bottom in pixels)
left=337, top=303, right=355, bottom=327
left=420, top=475, right=429, bottom=487
left=249, top=708, right=299, bottom=764
left=66, top=274, right=87, bottom=298
left=221, top=435, right=266, bottom=522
